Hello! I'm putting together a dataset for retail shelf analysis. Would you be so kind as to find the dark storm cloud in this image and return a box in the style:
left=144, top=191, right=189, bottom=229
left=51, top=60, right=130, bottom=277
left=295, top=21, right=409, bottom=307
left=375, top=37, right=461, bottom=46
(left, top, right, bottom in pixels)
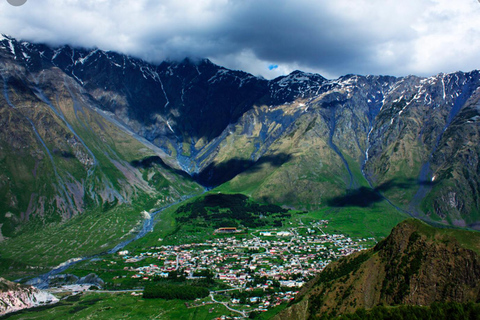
left=1, top=0, right=479, bottom=79
left=216, top=1, right=384, bottom=74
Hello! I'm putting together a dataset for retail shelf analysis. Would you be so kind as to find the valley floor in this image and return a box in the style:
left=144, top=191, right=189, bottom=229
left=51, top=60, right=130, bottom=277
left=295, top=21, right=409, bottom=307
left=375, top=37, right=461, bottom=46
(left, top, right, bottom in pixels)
left=24, top=212, right=386, bottom=318
left=1, top=194, right=407, bottom=319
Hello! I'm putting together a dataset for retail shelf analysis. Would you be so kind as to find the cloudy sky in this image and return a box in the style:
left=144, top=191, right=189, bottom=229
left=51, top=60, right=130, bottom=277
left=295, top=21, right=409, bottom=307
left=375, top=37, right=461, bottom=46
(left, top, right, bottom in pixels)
left=1, top=0, right=480, bottom=79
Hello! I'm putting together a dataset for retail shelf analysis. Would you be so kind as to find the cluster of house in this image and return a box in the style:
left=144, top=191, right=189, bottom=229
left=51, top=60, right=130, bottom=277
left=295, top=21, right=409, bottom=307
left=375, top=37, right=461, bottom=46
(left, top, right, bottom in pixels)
left=233, top=289, right=298, bottom=311
left=118, top=220, right=372, bottom=290
left=112, top=220, right=376, bottom=314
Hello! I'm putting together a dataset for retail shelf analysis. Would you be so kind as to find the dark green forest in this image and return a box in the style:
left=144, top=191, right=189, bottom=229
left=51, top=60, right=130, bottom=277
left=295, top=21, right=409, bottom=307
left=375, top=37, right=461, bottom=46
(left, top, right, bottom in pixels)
left=143, top=283, right=209, bottom=300
left=175, top=193, right=290, bottom=228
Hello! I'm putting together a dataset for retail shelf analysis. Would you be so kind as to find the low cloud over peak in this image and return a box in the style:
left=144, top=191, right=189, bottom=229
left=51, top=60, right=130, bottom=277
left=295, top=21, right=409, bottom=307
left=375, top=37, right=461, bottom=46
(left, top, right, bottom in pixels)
left=1, top=0, right=479, bottom=79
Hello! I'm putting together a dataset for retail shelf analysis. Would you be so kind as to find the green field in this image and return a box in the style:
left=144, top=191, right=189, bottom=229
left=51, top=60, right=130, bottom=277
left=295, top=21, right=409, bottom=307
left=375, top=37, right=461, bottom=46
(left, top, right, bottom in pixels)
left=0, top=203, right=146, bottom=280
left=0, top=292, right=232, bottom=320
left=300, top=202, right=408, bottom=239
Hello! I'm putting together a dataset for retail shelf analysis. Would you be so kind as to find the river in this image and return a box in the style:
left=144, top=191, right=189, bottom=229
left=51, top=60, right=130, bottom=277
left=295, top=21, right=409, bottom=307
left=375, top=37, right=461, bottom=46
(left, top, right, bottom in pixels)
left=25, top=193, right=201, bottom=289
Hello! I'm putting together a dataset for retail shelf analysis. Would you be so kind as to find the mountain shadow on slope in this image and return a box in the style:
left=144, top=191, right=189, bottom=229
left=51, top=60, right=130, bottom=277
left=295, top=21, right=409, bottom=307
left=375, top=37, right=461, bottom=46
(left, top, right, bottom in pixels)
left=327, top=178, right=439, bottom=207
left=131, top=153, right=292, bottom=188
left=193, top=153, right=292, bottom=187
left=326, top=187, right=383, bottom=207
left=130, top=156, right=191, bottom=179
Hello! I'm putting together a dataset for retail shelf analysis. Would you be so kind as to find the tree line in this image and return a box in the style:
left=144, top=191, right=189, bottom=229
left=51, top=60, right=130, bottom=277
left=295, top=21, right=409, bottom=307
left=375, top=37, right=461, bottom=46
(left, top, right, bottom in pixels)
left=143, top=283, right=209, bottom=300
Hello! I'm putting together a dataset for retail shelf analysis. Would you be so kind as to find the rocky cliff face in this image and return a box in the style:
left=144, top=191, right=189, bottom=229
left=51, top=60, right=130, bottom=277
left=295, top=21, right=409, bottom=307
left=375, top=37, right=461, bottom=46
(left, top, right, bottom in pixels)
left=0, top=277, right=58, bottom=316
left=365, top=72, right=480, bottom=226
left=1, top=34, right=480, bottom=232
left=275, top=219, right=480, bottom=319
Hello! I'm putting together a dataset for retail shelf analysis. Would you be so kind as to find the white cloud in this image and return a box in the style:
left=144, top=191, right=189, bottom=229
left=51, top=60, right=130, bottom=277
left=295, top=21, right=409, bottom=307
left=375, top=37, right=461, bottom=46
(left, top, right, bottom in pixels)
left=1, top=0, right=479, bottom=79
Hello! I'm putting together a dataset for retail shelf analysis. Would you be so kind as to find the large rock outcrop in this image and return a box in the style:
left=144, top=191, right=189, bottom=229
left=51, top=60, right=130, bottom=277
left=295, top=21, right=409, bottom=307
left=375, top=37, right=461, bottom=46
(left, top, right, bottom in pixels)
left=0, top=277, right=58, bottom=316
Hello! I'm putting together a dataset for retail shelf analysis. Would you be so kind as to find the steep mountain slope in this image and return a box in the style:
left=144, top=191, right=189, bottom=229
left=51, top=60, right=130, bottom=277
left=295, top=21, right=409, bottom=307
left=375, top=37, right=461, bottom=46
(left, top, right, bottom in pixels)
left=216, top=75, right=398, bottom=209
left=366, top=72, right=480, bottom=226
left=0, top=36, right=202, bottom=268
left=212, top=72, right=480, bottom=229
left=0, top=36, right=327, bottom=175
left=276, top=219, right=480, bottom=319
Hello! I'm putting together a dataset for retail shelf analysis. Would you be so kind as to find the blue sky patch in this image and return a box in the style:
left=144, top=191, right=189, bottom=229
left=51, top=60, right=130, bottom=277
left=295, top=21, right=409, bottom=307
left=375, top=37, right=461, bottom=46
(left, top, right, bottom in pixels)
left=268, top=64, right=279, bottom=70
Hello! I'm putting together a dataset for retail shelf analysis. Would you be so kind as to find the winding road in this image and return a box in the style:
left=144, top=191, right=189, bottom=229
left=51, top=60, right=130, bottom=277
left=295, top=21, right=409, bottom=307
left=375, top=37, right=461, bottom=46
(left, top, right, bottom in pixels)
left=210, top=292, right=247, bottom=318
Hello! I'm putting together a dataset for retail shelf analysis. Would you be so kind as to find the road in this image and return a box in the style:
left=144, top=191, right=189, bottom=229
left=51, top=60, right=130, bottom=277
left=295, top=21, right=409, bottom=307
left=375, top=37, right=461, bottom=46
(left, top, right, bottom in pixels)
left=288, top=228, right=304, bottom=272
left=210, top=292, right=247, bottom=318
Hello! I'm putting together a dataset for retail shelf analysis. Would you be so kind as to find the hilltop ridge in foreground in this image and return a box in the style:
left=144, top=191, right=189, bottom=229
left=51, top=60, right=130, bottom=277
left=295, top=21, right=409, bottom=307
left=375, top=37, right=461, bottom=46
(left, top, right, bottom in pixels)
left=277, top=219, right=480, bottom=319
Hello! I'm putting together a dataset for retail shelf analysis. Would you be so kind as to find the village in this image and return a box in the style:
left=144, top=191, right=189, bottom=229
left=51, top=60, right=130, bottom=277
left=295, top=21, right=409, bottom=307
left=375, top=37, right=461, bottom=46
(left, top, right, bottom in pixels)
left=113, top=219, right=375, bottom=314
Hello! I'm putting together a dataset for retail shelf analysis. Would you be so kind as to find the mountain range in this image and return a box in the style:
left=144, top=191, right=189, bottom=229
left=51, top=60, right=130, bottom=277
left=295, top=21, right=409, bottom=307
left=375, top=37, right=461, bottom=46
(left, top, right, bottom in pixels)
left=1, top=34, right=480, bottom=251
